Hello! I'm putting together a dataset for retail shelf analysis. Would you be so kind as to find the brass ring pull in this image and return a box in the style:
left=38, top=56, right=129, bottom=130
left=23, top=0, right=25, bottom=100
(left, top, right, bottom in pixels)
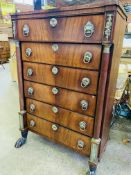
left=81, top=77, right=90, bottom=88
left=84, top=21, right=95, bottom=38
left=27, top=68, right=33, bottom=77
left=52, top=124, right=58, bottom=131
left=77, top=140, right=85, bottom=150
left=80, top=100, right=89, bottom=111
left=50, top=18, right=57, bottom=27
left=23, top=24, right=30, bottom=37
left=30, top=104, right=35, bottom=113
left=83, top=52, right=93, bottom=63
left=79, top=121, right=87, bottom=131
left=26, top=48, right=32, bottom=57
left=29, top=120, right=36, bottom=127
left=28, top=87, right=34, bottom=96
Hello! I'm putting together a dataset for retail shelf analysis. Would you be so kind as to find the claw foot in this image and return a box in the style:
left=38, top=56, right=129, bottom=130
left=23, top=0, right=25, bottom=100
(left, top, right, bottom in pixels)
left=87, top=168, right=96, bottom=175
left=15, top=137, right=26, bottom=148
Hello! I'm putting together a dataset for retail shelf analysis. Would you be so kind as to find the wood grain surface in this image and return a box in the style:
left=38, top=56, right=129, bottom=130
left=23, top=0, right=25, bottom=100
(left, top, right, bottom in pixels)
left=26, top=98, right=94, bottom=137
left=27, top=113, right=91, bottom=155
left=24, top=81, right=96, bottom=116
left=17, top=15, right=104, bottom=42
left=23, top=62, right=99, bottom=95
left=22, top=43, right=102, bottom=70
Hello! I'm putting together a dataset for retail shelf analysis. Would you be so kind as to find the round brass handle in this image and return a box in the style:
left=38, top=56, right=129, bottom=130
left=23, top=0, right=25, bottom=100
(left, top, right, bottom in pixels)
left=52, top=66, right=59, bottom=75
left=28, top=87, right=34, bottom=96
left=80, top=100, right=89, bottom=111
left=52, top=87, right=59, bottom=95
left=26, top=48, right=32, bottom=57
left=27, top=68, right=33, bottom=77
left=23, top=24, right=30, bottom=37
left=52, top=124, right=58, bottom=131
left=52, top=44, right=59, bottom=52
left=81, top=77, right=90, bottom=88
left=83, top=52, right=93, bottom=63
left=52, top=106, right=59, bottom=113
left=50, top=18, right=57, bottom=27
left=77, top=140, right=85, bottom=149
left=30, top=104, right=35, bottom=112
left=84, top=21, right=95, bottom=38
left=30, top=120, right=36, bottom=127
left=79, top=121, right=87, bottom=131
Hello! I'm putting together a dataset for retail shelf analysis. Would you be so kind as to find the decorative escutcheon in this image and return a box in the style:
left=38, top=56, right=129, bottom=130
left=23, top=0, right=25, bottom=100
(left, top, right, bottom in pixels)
left=27, top=68, right=33, bottom=77
left=80, top=100, right=89, bottom=111
left=79, top=121, right=87, bottom=131
left=50, top=18, right=57, bottom=27
left=52, top=124, right=58, bottom=131
left=81, top=77, right=90, bottom=88
left=52, top=44, right=59, bottom=52
left=52, top=87, right=59, bottom=95
left=28, top=87, right=34, bottom=96
left=26, top=48, right=32, bottom=57
left=30, top=104, right=35, bottom=112
left=52, top=106, right=59, bottom=113
left=23, top=24, right=30, bottom=37
left=30, top=120, right=36, bottom=127
left=83, top=51, right=93, bottom=63
left=52, top=66, right=59, bottom=75
left=84, top=21, right=95, bottom=38
left=77, top=140, right=85, bottom=149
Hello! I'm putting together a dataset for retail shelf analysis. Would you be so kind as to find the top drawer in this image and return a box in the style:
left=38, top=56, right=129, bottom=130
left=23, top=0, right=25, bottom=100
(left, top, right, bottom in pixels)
left=17, top=15, right=104, bottom=42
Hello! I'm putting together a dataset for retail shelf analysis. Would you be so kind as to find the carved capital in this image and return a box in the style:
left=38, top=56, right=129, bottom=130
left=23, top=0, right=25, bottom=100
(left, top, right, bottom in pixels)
left=103, top=44, right=112, bottom=54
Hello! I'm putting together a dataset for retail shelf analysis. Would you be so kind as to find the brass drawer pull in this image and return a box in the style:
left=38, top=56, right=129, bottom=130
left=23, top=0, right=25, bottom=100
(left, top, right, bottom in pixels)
left=83, top=52, right=93, bottom=63
left=28, top=87, right=34, bottom=96
left=81, top=77, right=90, bottom=88
left=50, top=18, right=57, bottom=27
left=30, top=104, right=35, bottom=112
left=52, top=106, right=59, bottom=113
left=79, top=121, right=87, bottom=131
left=52, top=87, right=59, bottom=95
left=84, top=21, right=95, bottom=38
left=52, top=44, right=59, bottom=52
left=29, top=120, right=36, bottom=127
left=26, top=48, right=32, bottom=57
left=52, top=124, right=58, bottom=131
left=27, top=68, right=33, bottom=77
left=23, top=24, right=30, bottom=37
left=52, top=66, right=59, bottom=75
left=80, top=100, right=88, bottom=111
left=77, top=140, right=85, bottom=149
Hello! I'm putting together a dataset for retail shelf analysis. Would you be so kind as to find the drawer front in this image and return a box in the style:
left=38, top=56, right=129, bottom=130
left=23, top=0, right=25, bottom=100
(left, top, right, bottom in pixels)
left=22, top=43, right=102, bottom=70
left=27, top=113, right=91, bottom=155
left=23, top=62, right=98, bottom=95
left=17, top=15, right=104, bottom=42
left=24, top=81, right=96, bottom=116
left=26, top=98, right=94, bottom=137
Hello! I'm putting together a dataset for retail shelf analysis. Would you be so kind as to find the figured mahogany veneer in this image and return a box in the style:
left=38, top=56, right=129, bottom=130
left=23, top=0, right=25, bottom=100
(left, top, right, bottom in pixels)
left=24, top=81, right=96, bottom=116
left=27, top=113, right=91, bottom=155
left=23, top=62, right=98, bottom=95
left=22, top=43, right=102, bottom=70
left=26, top=98, right=94, bottom=137
left=12, top=0, right=127, bottom=162
left=17, top=15, right=104, bottom=43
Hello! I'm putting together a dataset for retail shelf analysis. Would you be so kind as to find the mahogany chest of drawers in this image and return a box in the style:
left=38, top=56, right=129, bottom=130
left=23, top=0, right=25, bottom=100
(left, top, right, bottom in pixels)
left=11, top=1, right=126, bottom=174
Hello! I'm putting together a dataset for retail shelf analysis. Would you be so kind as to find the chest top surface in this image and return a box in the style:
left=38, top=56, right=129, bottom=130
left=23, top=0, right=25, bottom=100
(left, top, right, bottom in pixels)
left=11, top=0, right=126, bottom=20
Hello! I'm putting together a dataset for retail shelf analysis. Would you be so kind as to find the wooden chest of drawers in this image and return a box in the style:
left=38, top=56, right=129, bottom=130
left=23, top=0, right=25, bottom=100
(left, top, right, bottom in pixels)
left=11, top=1, right=126, bottom=174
